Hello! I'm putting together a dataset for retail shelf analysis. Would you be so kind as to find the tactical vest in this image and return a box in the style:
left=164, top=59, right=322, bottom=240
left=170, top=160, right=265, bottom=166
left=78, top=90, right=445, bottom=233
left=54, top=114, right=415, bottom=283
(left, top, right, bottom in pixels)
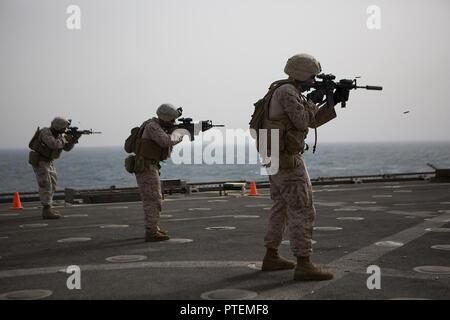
left=135, top=120, right=170, bottom=162
left=29, top=127, right=63, bottom=162
left=258, top=81, right=309, bottom=169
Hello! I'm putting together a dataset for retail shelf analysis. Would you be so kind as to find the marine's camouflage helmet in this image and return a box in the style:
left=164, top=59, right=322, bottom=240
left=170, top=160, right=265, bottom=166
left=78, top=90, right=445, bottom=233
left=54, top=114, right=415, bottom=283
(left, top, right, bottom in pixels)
left=51, top=117, right=70, bottom=131
left=284, top=53, right=322, bottom=81
left=156, top=103, right=181, bottom=122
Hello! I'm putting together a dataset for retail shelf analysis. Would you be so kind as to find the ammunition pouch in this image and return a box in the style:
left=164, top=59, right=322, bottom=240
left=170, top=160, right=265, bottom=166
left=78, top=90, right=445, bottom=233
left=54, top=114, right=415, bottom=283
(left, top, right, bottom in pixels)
left=132, top=156, right=160, bottom=174
left=124, top=155, right=136, bottom=174
left=135, top=138, right=170, bottom=162
left=28, top=151, right=46, bottom=166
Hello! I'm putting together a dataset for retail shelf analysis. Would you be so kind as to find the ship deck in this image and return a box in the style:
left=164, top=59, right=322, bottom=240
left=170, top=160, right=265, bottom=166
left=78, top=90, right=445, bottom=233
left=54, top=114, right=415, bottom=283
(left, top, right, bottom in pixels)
left=0, top=180, right=449, bottom=300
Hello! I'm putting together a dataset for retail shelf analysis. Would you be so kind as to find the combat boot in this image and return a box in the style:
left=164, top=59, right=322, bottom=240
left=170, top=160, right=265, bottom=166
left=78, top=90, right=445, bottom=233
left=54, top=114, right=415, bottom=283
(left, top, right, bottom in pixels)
left=157, top=226, right=168, bottom=235
left=294, top=256, right=333, bottom=281
left=145, top=229, right=170, bottom=242
left=261, top=248, right=296, bottom=271
left=42, top=205, right=61, bottom=220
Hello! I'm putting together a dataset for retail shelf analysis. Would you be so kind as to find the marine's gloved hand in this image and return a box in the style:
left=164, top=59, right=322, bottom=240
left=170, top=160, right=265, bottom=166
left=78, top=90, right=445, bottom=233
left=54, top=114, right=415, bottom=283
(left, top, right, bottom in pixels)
left=65, top=132, right=82, bottom=144
left=333, top=87, right=350, bottom=105
left=74, top=132, right=83, bottom=140
left=307, top=89, right=326, bottom=104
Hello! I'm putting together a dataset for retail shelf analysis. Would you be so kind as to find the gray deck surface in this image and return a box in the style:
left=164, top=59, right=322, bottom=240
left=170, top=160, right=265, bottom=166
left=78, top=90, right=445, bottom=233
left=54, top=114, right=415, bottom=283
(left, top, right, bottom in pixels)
left=0, top=181, right=449, bottom=300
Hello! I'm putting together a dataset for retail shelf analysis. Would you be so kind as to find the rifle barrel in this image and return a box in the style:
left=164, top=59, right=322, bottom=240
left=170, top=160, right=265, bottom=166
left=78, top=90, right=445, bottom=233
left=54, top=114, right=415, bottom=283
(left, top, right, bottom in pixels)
left=357, top=85, right=383, bottom=90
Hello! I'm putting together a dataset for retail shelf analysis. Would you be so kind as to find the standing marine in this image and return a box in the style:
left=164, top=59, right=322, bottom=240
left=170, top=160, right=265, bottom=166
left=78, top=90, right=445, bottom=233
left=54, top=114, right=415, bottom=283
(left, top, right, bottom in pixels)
left=28, top=117, right=82, bottom=219
left=257, top=53, right=349, bottom=281
left=131, top=104, right=183, bottom=242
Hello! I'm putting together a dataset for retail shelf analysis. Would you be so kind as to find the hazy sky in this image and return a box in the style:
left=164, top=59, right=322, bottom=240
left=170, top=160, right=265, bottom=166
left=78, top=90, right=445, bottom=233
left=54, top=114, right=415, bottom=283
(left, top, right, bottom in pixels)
left=1, top=0, right=449, bottom=149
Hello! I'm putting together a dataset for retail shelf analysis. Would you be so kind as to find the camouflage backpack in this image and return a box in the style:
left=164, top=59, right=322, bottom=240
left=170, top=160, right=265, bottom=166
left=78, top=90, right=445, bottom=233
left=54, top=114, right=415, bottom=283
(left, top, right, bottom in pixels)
left=249, top=79, right=295, bottom=151
left=124, top=122, right=146, bottom=173
left=124, top=122, right=147, bottom=154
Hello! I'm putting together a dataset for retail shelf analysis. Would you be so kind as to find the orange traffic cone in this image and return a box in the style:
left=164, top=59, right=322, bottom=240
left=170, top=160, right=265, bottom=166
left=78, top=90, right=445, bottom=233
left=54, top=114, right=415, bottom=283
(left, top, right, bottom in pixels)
left=11, top=192, right=23, bottom=209
left=248, top=181, right=260, bottom=196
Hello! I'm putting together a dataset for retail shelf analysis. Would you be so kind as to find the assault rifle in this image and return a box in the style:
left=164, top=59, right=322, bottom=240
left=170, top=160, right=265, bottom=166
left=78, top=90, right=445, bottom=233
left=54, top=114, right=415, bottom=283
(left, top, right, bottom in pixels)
left=308, top=73, right=383, bottom=108
left=67, top=120, right=102, bottom=136
left=161, top=117, right=224, bottom=141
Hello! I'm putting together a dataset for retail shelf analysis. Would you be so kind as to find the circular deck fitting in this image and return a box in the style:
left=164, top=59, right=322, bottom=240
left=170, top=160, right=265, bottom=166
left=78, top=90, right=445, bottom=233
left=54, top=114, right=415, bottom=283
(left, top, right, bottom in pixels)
left=201, top=289, right=258, bottom=300
left=245, top=204, right=270, bottom=208
left=354, top=201, right=376, bottom=204
left=333, top=208, right=358, bottom=212
left=375, top=241, right=404, bottom=248
left=57, top=237, right=91, bottom=243
left=106, top=255, right=147, bottom=263
left=431, top=245, right=450, bottom=251
left=425, top=228, right=450, bottom=233
left=64, top=214, right=88, bottom=218
left=336, top=217, right=365, bottom=221
left=160, top=214, right=173, bottom=218
left=425, top=218, right=450, bottom=223
left=207, top=200, right=228, bottom=203
left=247, top=262, right=262, bottom=270
left=0, top=289, right=52, bottom=300
left=233, top=215, right=260, bottom=219
left=372, top=195, right=393, bottom=198
left=205, top=226, right=236, bottom=231
left=314, top=227, right=343, bottom=231
left=165, top=238, right=193, bottom=244
left=100, top=224, right=129, bottom=229
left=413, top=266, right=450, bottom=275
left=390, top=297, right=429, bottom=300
left=19, top=223, right=48, bottom=228
left=0, top=213, right=19, bottom=217
left=282, top=240, right=316, bottom=245
left=317, top=202, right=346, bottom=207
left=188, top=208, right=212, bottom=211
left=362, top=206, right=386, bottom=212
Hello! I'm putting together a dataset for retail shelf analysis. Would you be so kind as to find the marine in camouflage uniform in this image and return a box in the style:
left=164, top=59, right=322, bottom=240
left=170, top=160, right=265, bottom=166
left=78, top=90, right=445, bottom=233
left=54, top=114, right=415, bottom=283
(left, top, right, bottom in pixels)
left=28, top=117, right=81, bottom=219
left=260, top=54, right=349, bottom=281
left=134, top=104, right=183, bottom=242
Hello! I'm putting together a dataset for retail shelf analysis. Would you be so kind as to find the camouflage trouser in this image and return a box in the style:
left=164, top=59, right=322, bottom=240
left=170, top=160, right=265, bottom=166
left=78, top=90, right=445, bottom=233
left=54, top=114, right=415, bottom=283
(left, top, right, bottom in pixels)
left=264, top=156, right=316, bottom=257
left=135, top=164, right=162, bottom=233
left=32, top=161, right=57, bottom=207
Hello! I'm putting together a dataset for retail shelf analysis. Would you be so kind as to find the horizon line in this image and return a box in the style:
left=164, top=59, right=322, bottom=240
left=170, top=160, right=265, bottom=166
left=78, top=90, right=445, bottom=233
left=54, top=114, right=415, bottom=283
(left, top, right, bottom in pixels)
left=1, top=140, right=450, bottom=151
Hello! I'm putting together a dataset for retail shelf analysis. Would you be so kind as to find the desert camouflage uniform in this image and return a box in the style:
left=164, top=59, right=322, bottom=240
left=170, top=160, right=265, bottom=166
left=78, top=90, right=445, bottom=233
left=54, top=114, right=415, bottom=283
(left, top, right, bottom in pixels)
left=135, top=119, right=179, bottom=233
left=264, top=83, right=336, bottom=257
left=32, top=128, right=75, bottom=206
